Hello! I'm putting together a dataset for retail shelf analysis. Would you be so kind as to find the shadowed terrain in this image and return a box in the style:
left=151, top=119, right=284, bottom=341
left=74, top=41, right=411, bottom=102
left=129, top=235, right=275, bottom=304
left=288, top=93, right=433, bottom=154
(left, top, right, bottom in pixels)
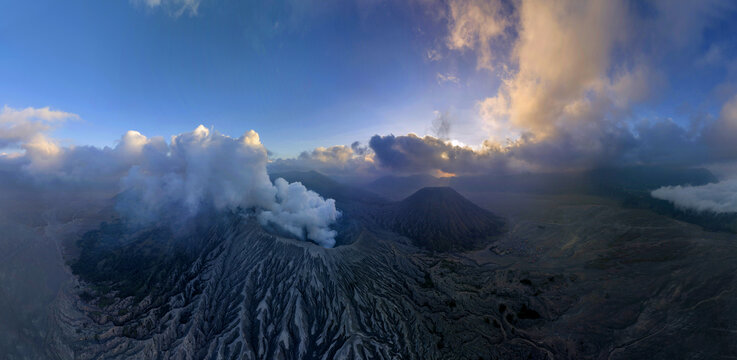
left=37, top=171, right=737, bottom=359
left=372, top=187, right=505, bottom=251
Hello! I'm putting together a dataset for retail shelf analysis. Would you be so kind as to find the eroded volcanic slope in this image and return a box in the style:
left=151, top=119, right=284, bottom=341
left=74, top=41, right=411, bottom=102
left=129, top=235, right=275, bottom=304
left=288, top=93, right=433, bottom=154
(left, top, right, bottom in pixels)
left=375, top=187, right=505, bottom=252
left=46, top=174, right=737, bottom=359
left=50, top=216, right=559, bottom=360
left=50, top=202, right=737, bottom=360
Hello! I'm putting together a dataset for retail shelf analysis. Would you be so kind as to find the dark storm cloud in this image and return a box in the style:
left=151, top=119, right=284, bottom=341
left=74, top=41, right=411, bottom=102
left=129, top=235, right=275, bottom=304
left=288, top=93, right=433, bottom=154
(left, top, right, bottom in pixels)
left=368, top=133, right=510, bottom=175
left=364, top=90, right=737, bottom=176
left=350, top=141, right=369, bottom=156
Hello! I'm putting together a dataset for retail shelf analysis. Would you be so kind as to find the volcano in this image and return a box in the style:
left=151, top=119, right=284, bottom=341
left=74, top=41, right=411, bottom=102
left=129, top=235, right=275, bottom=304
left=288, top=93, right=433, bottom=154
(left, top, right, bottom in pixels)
left=44, top=177, right=737, bottom=360
left=375, top=187, right=505, bottom=252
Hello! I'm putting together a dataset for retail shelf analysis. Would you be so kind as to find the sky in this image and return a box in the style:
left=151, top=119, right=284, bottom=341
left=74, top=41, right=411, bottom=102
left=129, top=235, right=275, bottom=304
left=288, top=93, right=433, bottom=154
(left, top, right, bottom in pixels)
left=3, top=0, right=737, bottom=214
left=0, top=0, right=503, bottom=156
left=1, top=0, right=736, bottom=155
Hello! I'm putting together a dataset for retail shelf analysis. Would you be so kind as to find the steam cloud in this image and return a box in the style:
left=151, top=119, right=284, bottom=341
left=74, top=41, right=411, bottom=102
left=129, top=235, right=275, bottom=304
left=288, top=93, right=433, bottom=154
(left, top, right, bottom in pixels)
left=117, top=125, right=276, bottom=222
left=118, top=125, right=342, bottom=246
left=258, top=178, right=340, bottom=247
left=1, top=119, right=341, bottom=247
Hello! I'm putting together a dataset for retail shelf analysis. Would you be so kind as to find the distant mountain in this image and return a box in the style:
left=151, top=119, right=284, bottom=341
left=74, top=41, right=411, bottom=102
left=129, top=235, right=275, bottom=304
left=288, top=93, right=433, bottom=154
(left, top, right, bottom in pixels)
left=374, top=187, right=505, bottom=252
left=364, top=174, right=449, bottom=201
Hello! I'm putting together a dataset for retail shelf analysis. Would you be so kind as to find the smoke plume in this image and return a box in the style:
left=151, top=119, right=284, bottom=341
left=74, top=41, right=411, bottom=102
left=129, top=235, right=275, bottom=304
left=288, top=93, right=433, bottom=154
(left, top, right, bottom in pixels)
left=258, top=178, right=340, bottom=247
left=118, top=125, right=341, bottom=246
left=0, top=119, right=341, bottom=247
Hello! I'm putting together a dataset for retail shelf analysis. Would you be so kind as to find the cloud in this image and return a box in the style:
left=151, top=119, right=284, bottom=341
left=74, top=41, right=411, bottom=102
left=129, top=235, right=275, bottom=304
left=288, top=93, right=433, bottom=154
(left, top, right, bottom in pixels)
left=258, top=178, right=340, bottom=247
left=368, top=133, right=513, bottom=175
left=0, top=105, right=78, bottom=150
left=270, top=133, right=511, bottom=179
left=440, top=0, right=667, bottom=164
left=364, top=129, right=635, bottom=177
left=704, top=94, right=737, bottom=161
left=117, top=125, right=277, bottom=221
left=301, top=145, right=355, bottom=164
left=1, top=119, right=341, bottom=247
left=650, top=0, right=734, bottom=50
left=0, top=105, right=78, bottom=122
left=426, top=0, right=737, bottom=178
left=271, top=112, right=707, bottom=179
left=481, top=0, right=630, bottom=139
left=445, top=0, right=510, bottom=70
left=268, top=142, right=381, bottom=182
left=436, top=73, right=460, bottom=84
left=116, top=125, right=341, bottom=246
left=132, top=0, right=201, bottom=17
left=697, top=44, right=725, bottom=67
left=426, top=49, right=443, bottom=62
left=271, top=86, right=737, bottom=179
left=431, top=111, right=452, bottom=139
left=652, top=179, right=737, bottom=213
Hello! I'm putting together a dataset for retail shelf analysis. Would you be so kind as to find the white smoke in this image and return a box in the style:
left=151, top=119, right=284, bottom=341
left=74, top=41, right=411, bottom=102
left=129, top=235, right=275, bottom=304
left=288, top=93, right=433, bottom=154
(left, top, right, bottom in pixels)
left=651, top=179, right=737, bottom=213
left=1, top=119, right=341, bottom=247
left=118, top=125, right=276, bottom=221
left=116, top=125, right=341, bottom=246
left=257, top=178, right=340, bottom=248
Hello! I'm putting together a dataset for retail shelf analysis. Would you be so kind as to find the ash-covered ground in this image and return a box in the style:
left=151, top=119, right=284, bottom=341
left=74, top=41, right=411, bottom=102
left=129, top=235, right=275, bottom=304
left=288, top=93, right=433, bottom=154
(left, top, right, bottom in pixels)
left=3, top=173, right=737, bottom=359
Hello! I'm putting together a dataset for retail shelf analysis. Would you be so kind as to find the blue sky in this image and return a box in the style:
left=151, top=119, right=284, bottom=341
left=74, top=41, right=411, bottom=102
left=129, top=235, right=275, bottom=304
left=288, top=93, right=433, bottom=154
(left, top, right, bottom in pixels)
left=0, top=0, right=500, bottom=157
left=1, top=0, right=737, bottom=159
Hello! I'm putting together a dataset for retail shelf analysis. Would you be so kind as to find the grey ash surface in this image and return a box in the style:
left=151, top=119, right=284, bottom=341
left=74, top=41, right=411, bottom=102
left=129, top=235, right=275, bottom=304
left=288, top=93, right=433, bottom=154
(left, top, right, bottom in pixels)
left=34, top=173, right=737, bottom=359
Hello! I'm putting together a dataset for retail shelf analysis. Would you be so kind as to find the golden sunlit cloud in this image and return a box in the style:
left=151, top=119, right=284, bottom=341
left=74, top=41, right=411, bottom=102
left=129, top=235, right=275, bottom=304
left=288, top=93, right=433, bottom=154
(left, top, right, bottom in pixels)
left=433, top=169, right=457, bottom=178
